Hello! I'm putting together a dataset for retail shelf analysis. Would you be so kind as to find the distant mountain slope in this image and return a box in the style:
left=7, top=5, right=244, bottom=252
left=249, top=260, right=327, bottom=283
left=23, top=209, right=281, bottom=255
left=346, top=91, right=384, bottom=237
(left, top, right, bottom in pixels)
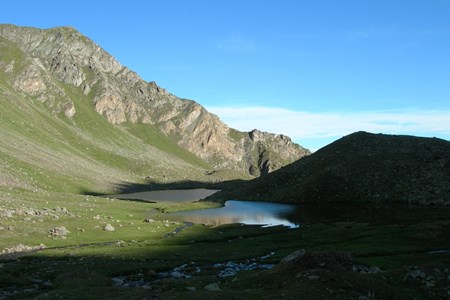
left=0, top=24, right=309, bottom=184
left=211, top=132, right=450, bottom=206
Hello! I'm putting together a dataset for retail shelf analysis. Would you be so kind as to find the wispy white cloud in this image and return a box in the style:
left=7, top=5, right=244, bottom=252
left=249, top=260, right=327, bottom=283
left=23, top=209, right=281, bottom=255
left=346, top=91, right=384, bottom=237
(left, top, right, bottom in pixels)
left=207, top=106, right=450, bottom=150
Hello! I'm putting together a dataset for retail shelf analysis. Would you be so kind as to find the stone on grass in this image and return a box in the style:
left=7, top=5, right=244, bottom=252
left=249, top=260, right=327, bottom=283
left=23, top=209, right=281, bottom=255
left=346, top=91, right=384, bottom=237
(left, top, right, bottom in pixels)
left=404, top=269, right=426, bottom=280
left=0, top=226, right=14, bottom=231
left=280, top=249, right=306, bottom=263
left=103, top=224, right=115, bottom=232
left=49, top=226, right=69, bottom=236
left=1, top=243, right=46, bottom=255
left=204, top=283, right=221, bottom=291
left=0, top=210, right=13, bottom=218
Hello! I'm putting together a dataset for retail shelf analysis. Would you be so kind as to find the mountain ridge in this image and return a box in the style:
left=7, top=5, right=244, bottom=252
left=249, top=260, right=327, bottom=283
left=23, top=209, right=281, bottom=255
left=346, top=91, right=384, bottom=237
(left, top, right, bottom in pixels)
left=0, top=24, right=309, bottom=190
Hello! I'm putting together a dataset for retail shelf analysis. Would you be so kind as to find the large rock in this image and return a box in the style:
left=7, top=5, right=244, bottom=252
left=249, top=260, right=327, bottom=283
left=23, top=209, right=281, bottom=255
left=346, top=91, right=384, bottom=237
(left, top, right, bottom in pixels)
left=103, top=224, right=115, bottom=232
left=49, top=226, right=69, bottom=236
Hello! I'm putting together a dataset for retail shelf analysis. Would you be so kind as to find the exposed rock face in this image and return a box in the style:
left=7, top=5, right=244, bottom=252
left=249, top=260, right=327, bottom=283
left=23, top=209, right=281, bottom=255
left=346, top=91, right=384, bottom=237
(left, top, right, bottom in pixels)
left=211, top=131, right=450, bottom=205
left=0, top=24, right=309, bottom=176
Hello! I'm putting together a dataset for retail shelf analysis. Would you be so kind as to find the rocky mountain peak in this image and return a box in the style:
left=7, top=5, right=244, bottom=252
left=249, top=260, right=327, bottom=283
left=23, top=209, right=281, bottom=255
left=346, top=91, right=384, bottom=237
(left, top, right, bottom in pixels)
left=0, top=24, right=309, bottom=176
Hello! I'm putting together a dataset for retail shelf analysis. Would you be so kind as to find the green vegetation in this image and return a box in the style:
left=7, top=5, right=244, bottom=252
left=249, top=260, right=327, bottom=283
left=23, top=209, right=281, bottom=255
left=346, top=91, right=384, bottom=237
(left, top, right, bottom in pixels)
left=124, top=123, right=210, bottom=169
left=0, top=39, right=227, bottom=195
left=1, top=188, right=449, bottom=299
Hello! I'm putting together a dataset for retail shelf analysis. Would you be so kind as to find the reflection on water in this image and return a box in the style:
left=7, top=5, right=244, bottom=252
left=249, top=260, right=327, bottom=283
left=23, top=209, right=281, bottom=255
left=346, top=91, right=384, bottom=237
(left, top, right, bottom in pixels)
left=166, top=200, right=300, bottom=228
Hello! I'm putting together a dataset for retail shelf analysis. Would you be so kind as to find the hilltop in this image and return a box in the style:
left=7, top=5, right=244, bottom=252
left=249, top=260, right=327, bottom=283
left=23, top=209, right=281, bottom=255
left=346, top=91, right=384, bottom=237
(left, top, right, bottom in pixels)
left=211, top=131, right=450, bottom=206
left=0, top=24, right=308, bottom=194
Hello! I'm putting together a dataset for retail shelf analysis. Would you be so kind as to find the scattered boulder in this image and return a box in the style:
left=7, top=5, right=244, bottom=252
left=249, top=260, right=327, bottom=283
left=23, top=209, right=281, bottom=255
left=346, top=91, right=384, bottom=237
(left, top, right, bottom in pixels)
left=5, top=226, right=13, bottom=231
left=143, top=218, right=155, bottom=223
left=0, top=210, right=13, bottom=218
left=404, top=269, right=426, bottom=280
left=1, top=244, right=46, bottom=256
left=49, top=226, right=69, bottom=236
left=53, top=206, right=69, bottom=214
left=204, top=283, right=221, bottom=291
left=103, top=224, right=115, bottom=232
left=280, top=249, right=306, bottom=264
left=353, top=264, right=382, bottom=274
left=24, top=209, right=36, bottom=216
left=215, top=261, right=274, bottom=278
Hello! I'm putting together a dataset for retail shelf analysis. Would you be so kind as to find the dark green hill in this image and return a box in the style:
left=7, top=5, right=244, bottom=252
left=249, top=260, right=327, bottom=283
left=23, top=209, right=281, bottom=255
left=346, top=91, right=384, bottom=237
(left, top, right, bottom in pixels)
left=211, top=131, right=450, bottom=205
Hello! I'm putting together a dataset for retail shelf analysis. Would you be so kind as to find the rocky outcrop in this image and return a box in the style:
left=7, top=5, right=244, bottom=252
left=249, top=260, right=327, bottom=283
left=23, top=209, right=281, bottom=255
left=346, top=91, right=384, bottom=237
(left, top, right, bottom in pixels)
left=211, top=131, right=450, bottom=205
left=0, top=24, right=309, bottom=176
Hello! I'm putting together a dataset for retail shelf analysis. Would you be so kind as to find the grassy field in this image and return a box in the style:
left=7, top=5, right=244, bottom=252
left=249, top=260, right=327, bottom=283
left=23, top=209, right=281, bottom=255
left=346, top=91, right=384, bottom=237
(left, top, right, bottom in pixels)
left=1, top=187, right=449, bottom=299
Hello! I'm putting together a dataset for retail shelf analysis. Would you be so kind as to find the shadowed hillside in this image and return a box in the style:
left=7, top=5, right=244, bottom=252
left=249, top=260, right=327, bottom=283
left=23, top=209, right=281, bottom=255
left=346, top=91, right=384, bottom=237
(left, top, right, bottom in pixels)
left=210, top=131, right=450, bottom=206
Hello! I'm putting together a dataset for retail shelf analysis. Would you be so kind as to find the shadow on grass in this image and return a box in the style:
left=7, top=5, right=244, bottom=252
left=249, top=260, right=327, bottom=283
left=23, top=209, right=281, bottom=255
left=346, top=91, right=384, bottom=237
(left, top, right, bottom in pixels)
left=81, top=178, right=247, bottom=197
left=0, top=224, right=302, bottom=299
left=1, top=218, right=449, bottom=300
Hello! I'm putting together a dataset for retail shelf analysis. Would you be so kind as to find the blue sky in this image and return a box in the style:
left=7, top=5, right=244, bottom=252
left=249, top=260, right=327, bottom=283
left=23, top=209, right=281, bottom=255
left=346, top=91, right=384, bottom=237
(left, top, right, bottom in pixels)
left=2, top=0, right=450, bottom=150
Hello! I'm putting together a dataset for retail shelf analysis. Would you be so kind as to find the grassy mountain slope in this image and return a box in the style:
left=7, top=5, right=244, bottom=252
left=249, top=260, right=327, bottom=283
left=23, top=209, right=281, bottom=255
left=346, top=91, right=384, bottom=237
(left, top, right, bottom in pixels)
left=0, top=34, right=233, bottom=195
left=0, top=72, right=215, bottom=195
left=211, top=131, right=450, bottom=206
left=0, top=24, right=270, bottom=195
left=0, top=24, right=309, bottom=183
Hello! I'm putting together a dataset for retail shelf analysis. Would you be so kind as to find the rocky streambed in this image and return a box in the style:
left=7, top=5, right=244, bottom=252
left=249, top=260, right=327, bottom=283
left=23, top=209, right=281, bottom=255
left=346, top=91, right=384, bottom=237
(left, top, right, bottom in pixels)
left=110, top=252, right=277, bottom=289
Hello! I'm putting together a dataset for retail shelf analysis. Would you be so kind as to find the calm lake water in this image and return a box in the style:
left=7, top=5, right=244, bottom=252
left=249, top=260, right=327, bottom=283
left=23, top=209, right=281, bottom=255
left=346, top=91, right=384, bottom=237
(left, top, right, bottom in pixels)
left=113, top=189, right=300, bottom=227
left=165, top=200, right=300, bottom=228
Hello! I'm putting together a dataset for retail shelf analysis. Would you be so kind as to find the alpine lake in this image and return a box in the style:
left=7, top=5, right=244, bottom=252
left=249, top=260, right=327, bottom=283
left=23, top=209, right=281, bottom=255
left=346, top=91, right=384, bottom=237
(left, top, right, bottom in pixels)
left=113, top=189, right=300, bottom=228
